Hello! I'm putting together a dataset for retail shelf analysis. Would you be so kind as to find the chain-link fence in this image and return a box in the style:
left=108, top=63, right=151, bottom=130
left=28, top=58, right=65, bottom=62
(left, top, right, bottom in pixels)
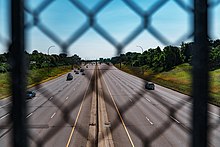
left=0, top=0, right=219, bottom=146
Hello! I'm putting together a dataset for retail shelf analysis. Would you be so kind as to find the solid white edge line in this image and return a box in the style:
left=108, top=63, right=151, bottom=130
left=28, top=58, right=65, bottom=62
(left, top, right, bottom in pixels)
left=208, top=111, right=220, bottom=118
left=0, top=113, right=9, bottom=120
left=0, top=102, right=12, bottom=109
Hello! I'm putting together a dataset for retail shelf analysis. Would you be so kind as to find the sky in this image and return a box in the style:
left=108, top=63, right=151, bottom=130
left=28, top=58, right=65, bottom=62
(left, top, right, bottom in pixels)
left=0, top=0, right=220, bottom=60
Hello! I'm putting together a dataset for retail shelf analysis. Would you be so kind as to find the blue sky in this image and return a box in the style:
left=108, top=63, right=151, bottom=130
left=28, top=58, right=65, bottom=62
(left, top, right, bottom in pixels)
left=0, top=0, right=220, bottom=59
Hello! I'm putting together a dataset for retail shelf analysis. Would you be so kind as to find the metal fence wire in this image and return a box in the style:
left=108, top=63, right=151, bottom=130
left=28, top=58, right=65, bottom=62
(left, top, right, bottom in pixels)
left=0, top=0, right=218, bottom=146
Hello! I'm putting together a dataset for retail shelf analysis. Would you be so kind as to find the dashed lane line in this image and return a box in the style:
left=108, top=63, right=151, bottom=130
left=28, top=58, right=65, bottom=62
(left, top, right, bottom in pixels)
left=102, top=71, right=135, bottom=147
left=170, top=116, right=180, bottom=124
left=26, top=113, right=33, bottom=118
left=66, top=69, right=94, bottom=147
left=145, top=116, right=154, bottom=125
left=51, top=113, right=56, bottom=119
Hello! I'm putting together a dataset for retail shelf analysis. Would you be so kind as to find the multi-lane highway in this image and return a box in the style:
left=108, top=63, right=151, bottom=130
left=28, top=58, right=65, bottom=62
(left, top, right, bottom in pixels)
left=0, top=65, right=96, bottom=146
left=0, top=64, right=220, bottom=146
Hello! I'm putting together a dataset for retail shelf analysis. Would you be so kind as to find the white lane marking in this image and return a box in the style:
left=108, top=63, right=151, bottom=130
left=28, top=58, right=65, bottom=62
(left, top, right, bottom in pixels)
left=145, top=116, right=154, bottom=125
left=208, top=111, right=220, bottom=118
left=170, top=116, right=180, bottom=124
left=102, top=74, right=135, bottom=147
left=0, top=113, right=9, bottom=120
left=145, top=98, right=151, bottom=102
left=32, top=97, right=37, bottom=101
left=0, top=102, right=12, bottom=109
left=109, top=67, right=220, bottom=121
left=66, top=97, right=69, bottom=100
left=26, top=113, right=33, bottom=118
left=66, top=68, right=94, bottom=147
left=51, top=113, right=56, bottom=119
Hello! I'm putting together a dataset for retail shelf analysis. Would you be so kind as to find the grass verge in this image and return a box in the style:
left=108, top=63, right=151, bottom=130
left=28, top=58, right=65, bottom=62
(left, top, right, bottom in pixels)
left=0, top=66, right=72, bottom=99
left=115, top=63, right=220, bottom=106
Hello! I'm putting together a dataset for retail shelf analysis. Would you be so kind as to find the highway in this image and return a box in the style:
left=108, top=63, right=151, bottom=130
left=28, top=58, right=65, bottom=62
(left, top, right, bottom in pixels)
left=0, top=64, right=219, bottom=146
left=0, top=65, right=96, bottom=147
left=98, top=64, right=220, bottom=147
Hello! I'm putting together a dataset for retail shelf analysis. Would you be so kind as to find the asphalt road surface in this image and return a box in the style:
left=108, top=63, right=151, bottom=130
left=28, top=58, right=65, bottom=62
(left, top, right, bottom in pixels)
left=0, top=64, right=220, bottom=147
left=0, top=65, right=95, bottom=147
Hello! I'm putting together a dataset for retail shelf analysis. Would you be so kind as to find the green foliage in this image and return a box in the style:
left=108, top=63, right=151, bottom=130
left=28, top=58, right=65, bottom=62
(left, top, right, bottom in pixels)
left=111, top=39, right=220, bottom=72
left=111, top=45, right=184, bottom=72
left=0, top=50, right=81, bottom=72
left=28, top=51, right=81, bottom=70
left=209, top=45, right=220, bottom=70
left=0, top=66, right=71, bottom=99
left=27, top=66, right=71, bottom=85
left=0, top=73, right=10, bottom=98
left=117, top=63, right=220, bottom=106
left=0, top=50, right=82, bottom=99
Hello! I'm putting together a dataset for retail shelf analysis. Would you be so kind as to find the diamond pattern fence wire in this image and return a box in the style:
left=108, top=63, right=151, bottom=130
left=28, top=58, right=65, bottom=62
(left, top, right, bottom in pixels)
left=0, top=0, right=219, bottom=146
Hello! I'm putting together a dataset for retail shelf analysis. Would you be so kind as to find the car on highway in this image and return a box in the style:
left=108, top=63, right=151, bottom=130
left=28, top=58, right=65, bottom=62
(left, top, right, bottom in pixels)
left=80, top=68, right=84, bottom=72
left=82, top=72, right=85, bottom=75
left=145, top=82, right=155, bottom=90
left=66, top=73, right=73, bottom=80
left=75, top=71, right=79, bottom=74
left=26, top=90, right=36, bottom=99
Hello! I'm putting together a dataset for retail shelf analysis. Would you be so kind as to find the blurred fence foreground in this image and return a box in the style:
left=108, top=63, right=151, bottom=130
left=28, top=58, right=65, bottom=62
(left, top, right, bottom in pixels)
left=7, top=0, right=210, bottom=147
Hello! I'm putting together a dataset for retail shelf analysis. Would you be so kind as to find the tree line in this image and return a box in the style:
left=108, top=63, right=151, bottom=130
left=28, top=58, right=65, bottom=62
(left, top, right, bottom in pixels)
left=110, top=39, right=220, bottom=72
left=0, top=50, right=81, bottom=73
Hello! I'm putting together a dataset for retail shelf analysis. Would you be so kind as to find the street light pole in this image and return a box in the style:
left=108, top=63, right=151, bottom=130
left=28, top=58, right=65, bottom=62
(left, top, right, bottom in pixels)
left=136, top=45, right=143, bottom=54
left=136, top=45, right=144, bottom=75
left=47, top=46, right=55, bottom=76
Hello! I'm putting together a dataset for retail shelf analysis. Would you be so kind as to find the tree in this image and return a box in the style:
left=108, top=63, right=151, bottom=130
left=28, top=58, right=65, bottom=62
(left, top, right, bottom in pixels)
left=32, top=50, right=38, bottom=55
left=209, top=45, right=220, bottom=70
left=163, top=46, right=183, bottom=70
left=0, top=54, right=7, bottom=63
left=180, top=42, right=193, bottom=63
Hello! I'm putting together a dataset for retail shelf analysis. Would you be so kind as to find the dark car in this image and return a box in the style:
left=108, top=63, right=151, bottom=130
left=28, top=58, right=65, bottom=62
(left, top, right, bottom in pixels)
left=82, top=72, right=85, bottom=75
left=145, top=82, right=155, bottom=90
left=26, top=91, right=36, bottom=99
left=80, top=68, right=84, bottom=72
left=66, top=73, right=73, bottom=80
left=75, top=71, right=79, bottom=74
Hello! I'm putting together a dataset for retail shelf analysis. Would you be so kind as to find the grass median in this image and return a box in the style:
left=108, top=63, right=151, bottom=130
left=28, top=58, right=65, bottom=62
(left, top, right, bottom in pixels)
left=115, top=63, right=220, bottom=106
left=0, top=66, right=72, bottom=99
